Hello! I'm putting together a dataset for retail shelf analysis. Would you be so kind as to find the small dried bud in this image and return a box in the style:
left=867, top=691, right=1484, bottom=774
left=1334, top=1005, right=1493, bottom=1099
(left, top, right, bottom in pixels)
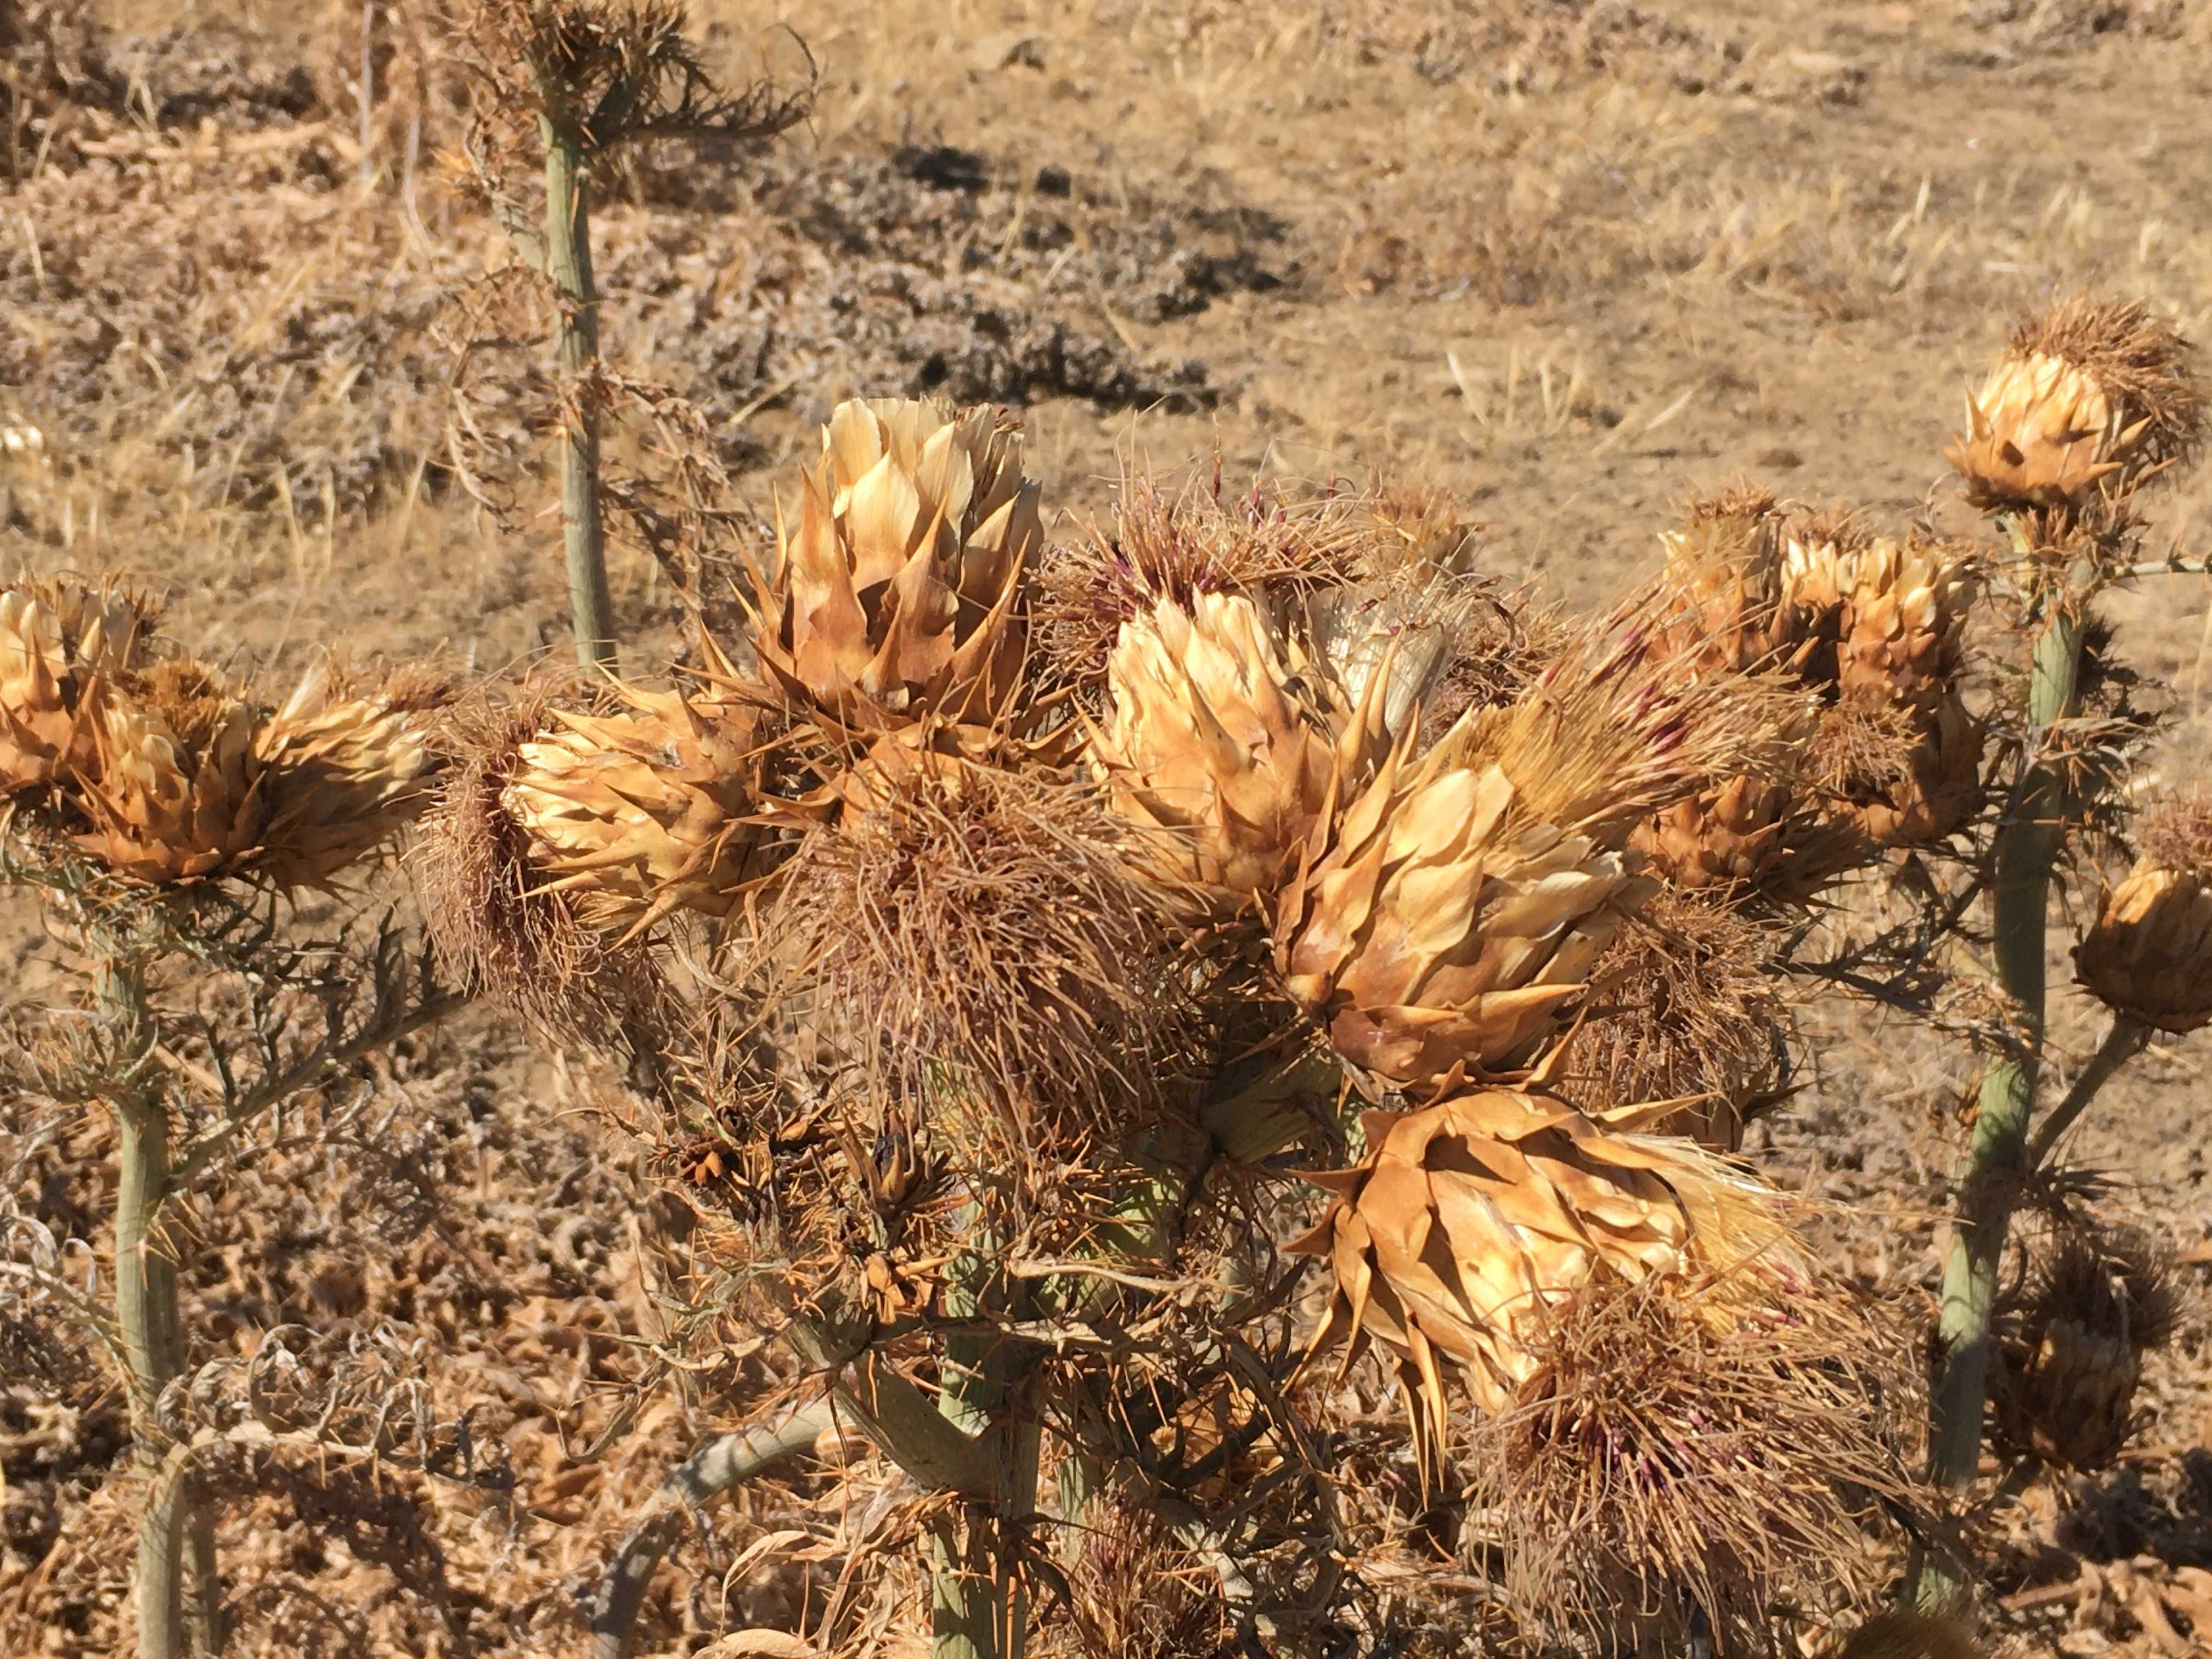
left=2075, top=795, right=2212, bottom=1032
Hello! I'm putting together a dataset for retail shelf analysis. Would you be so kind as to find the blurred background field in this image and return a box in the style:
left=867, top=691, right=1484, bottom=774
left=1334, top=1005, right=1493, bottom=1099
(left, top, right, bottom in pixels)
left=6, top=1, right=2212, bottom=1654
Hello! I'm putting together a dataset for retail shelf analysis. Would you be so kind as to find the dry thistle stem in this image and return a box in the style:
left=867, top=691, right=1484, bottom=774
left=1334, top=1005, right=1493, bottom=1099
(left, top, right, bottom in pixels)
left=1945, top=293, right=2205, bottom=513
left=1289, top=1085, right=1813, bottom=1483
left=1990, top=1220, right=2179, bottom=1471
left=2075, top=791, right=2212, bottom=1032
left=1468, top=1274, right=1912, bottom=1657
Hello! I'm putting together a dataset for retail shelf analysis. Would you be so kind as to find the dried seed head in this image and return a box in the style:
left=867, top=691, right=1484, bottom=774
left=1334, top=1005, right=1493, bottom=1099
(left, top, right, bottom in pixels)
left=1034, top=467, right=1370, bottom=692
left=1640, top=512, right=1984, bottom=886
left=1945, top=294, right=2204, bottom=511
left=1289, top=1086, right=1812, bottom=1483
left=251, top=657, right=450, bottom=891
left=1827, top=535, right=1980, bottom=713
left=499, top=684, right=769, bottom=936
left=749, top=396, right=1041, bottom=727
left=1469, top=1274, right=1911, bottom=1657
left=2075, top=793, right=2212, bottom=1032
left=1841, top=686, right=1984, bottom=849
left=413, top=686, right=672, bottom=1041
left=1560, top=885, right=1794, bottom=1150
left=1992, top=1223, right=2180, bottom=1470
left=1278, top=605, right=1797, bottom=1088
left=0, top=574, right=159, bottom=792
left=1278, top=734, right=1649, bottom=1088
left=1652, top=487, right=1807, bottom=676
left=1091, top=590, right=1370, bottom=916
left=70, top=662, right=268, bottom=883
left=746, top=754, right=1190, bottom=1163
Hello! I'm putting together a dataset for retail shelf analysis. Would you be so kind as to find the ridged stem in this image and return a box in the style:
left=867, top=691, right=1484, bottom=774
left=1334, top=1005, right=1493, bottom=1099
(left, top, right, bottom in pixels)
left=541, top=115, right=616, bottom=669
left=932, top=1226, right=1032, bottom=1659
left=1916, top=606, right=2084, bottom=1609
left=2024, top=1016, right=2152, bottom=1173
left=587, top=1400, right=836, bottom=1659
left=104, top=957, right=221, bottom=1657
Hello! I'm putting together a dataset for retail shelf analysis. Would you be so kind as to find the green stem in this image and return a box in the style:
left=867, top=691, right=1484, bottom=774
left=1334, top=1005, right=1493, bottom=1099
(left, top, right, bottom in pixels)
left=587, top=1399, right=835, bottom=1659
left=932, top=1227, right=1033, bottom=1659
left=105, top=959, right=221, bottom=1658
left=2024, top=1017, right=2151, bottom=1173
left=541, top=115, right=616, bottom=670
left=1916, top=606, right=2084, bottom=1610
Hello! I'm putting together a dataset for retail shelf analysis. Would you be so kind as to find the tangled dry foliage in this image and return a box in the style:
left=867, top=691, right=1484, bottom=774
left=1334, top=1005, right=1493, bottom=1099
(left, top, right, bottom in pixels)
left=385, top=371, right=1956, bottom=1659
left=14, top=4, right=2212, bottom=1659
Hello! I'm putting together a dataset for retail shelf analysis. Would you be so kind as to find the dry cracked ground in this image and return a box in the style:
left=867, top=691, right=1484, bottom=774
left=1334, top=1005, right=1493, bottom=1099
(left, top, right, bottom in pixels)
left=5, top=1, right=2212, bottom=1655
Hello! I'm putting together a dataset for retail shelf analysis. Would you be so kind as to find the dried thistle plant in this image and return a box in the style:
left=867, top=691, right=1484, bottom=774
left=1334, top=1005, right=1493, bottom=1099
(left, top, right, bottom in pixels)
left=1945, top=293, right=2204, bottom=515
left=1561, top=885, right=1796, bottom=1149
left=1289, top=1086, right=1831, bottom=1484
left=1990, top=1218, right=2180, bottom=1471
left=2075, top=789, right=2212, bottom=1034
left=448, top=0, right=812, bottom=667
left=1466, top=1274, right=1913, bottom=1657
left=731, top=750, right=1193, bottom=1166
left=738, top=396, right=1041, bottom=731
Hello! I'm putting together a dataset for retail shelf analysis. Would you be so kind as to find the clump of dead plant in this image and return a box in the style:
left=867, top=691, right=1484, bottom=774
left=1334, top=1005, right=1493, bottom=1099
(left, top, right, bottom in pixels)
left=1466, top=1273, right=1913, bottom=1656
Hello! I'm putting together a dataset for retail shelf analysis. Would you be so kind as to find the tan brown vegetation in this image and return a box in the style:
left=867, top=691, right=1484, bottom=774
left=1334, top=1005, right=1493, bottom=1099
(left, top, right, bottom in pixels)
left=8, top=3, right=2212, bottom=1659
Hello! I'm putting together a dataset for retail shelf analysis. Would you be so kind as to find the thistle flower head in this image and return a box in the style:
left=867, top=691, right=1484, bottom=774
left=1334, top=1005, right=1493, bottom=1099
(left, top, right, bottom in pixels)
left=0, top=574, right=159, bottom=792
left=70, top=661, right=267, bottom=884
left=1289, top=1086, right=1816, bottom=1483
left=251, top=656, right=451, bottom=891
left=1945, top=294, right=2204, bottom=511
left=750, top=396, right=1041, bottom=727
left=1090, top=590, right=1375, bottom=916
left=413, top=684, right=699, bottom=1040
left=2075, top=792, right=2212, bottom=1032
left=1468, top=1273, right=1912, bottom=1656
left=1561, top=885, right=1794, bottom=1150
left=1034, top=467, right=1369, bottom=692
left=498, top=682, right=770, bottom=935
left=740, top=753, right=1191, bottom=1164
left=1991, top=1221, right=2178, bottom=1471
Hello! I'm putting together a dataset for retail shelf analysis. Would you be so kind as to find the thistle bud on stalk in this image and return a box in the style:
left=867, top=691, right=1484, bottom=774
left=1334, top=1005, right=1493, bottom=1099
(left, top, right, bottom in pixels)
left=2075, top=794, right=2212, bottom=1034
left=1945, top=295, right=2203, bottom=513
